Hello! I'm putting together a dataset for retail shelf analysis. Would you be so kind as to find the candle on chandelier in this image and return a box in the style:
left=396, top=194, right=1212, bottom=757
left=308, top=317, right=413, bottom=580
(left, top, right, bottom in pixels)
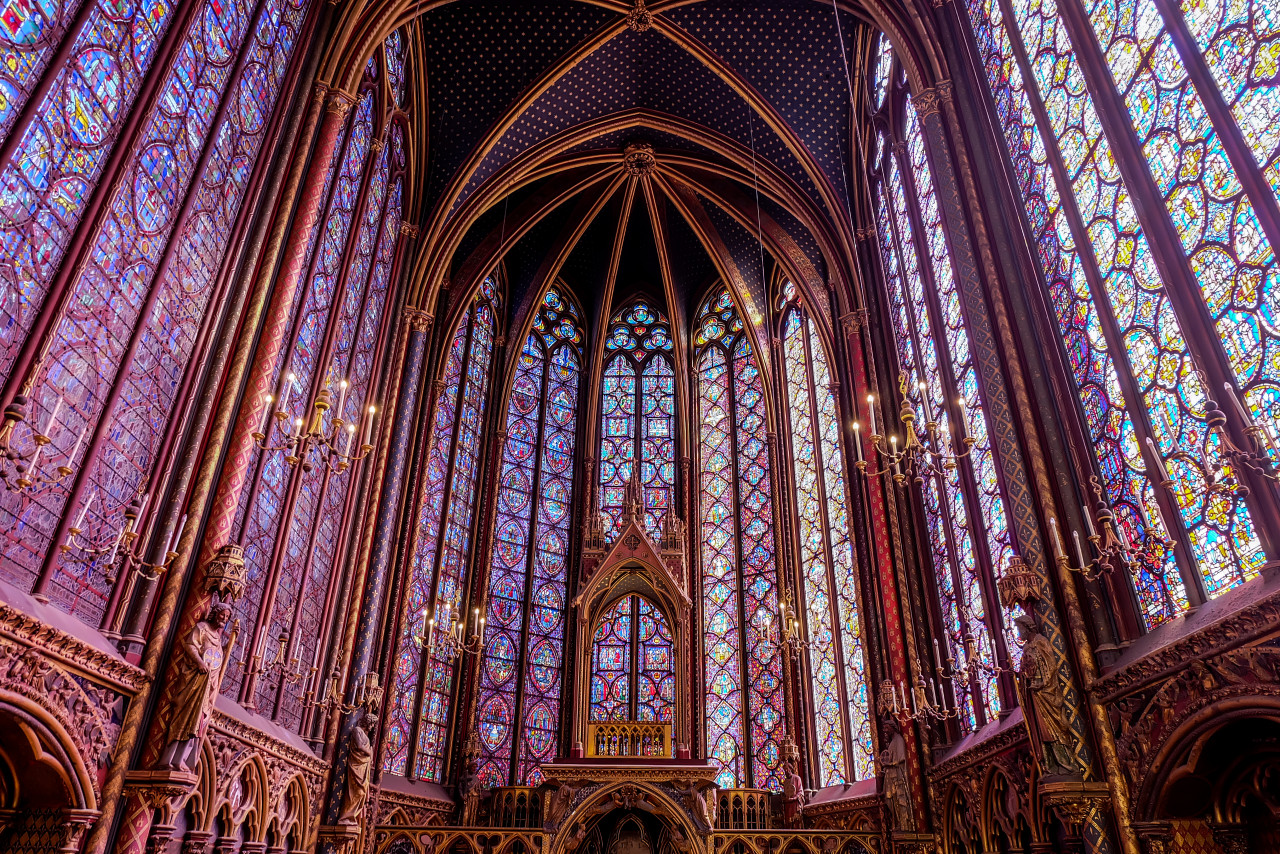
left=67, top=425, right=86, bottom=466
left=1082, top=505, right=1098, bottom=539
left=426, top=616, right=434, bottom=650
left=43, top=394, right=62, bottom=438
left=1072, top=530, right=1087, bottom=569
left=918, top=381, right=932, bottom=422
left=852, top=422, right=863, bottom=462
left=1048, top=516, right=1064, bottom=560
left=363, top=404, right=376, bottom=447
left=866, top=394, right=877, bottom=436
left=75, top=491, right=96, bottom=530
left=343, top=422, right=356, bottom=456
left=335, top=378, right=349, bottom=424
left=1144, top=437, right=1172, bottom=482
left=279, top=373, right=296, bottom=412
left=478, top=616, right=486, bottom=645
left=933, top=637, right=942, bottom=665
left=1223, top=381, right=1253, bottom=430
left=259, top=394, right=273, bottom=435
left=957, top=397, right=971, bottom=437
left=105, top=527, right=124, bottom=568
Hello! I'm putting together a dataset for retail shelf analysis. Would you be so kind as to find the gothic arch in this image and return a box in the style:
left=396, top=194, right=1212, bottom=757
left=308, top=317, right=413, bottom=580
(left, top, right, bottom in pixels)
left=550, top=780, right=705, bottom=854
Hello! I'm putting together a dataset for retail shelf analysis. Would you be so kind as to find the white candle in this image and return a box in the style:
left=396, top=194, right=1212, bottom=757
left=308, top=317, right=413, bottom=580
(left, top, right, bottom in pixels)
left=75, top=491, right=95, bottom=529
left=918, top=381, right=932, bottom=422
left=105, top=527, right=123, bottom=568
left=293, top=416, right=304, bottom=438
left=852, top=422, right=863, bottom=462
left=1224, top=381, right=1252, bottom=428
left=1082, top=504, right=1097, bottom=538
left=957, top=397, right=971, bottom=437
left=1049, top=517, right=1064, bottom=559
left=68, top=425, right=86, bottom=464
left=933, top=637, right=942, bottom=664
left=1072, top=530, right=1087, bottom=568
left=866, top=394, right=877, bottom=435
left=343, top=423, right=356, bottom=456
left=27, top=440, right=40, bottom=471
left=279, top=373, right=295, bottom=411
left=478, top=617, right=486, bottom=645
left=137, top=491, right=151, bottom=521
left=335, top=379, right=348, bottom=424
left=1145, top=437, right=1172, bottom=481
left=932, top=679, right=942, bottom=706
left=426, top=617, right=434, bottom=650
left=44, top=394, right=62, bottom=438
left=363, top=405, right=376, bottom=447
left=259, top=394, right=273, bottom=435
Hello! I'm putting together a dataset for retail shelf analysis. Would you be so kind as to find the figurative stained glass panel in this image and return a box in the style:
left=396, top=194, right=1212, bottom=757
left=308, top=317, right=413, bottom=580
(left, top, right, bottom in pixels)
left=384, top=313, right=470, bottom=776
left=0, top=0, right=311, bottom=623
left=960, top=2, right=1188, bottom=627
left=971, top=0, right=1263, bottom=609
left=781, top=306, right=873, bottom=783
left=477, top=288, right=581, bottom=787
left=590, top=597, right=633, bottom=721
left=415, top=298, right=495, bottom=781
left=636, top=596, right=674, bottom=722
left=598, top=301, right=675, bottom=543
left=696, top=288, right=786, bottom=791
left=873, top=34, right=893, bottom=107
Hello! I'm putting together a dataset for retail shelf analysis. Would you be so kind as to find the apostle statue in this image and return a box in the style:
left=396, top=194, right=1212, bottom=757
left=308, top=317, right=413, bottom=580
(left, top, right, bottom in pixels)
left=781, top=759, right=806, bottom=826
left=458, top=753, right=482, bottom=826
left=338, top=711, right=377, bottom=825
left=879, top=715, right=914, bottom=831
left=1015, top=613, right=1078, bottom=774
left=157, top=603, right=234, bottom=771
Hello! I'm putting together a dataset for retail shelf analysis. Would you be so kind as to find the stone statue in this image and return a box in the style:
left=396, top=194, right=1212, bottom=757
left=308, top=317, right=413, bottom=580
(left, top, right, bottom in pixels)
left=781, top=759, right=806, bottom=826
left=1015, top=614, right=1078, bottom=774
left=879, top=716, right=914, bottom=831
left=157, top=603, right=234, bottom=771
left=337, top=712, right=377, bottom=825
left=545, top=782, right=578, bottom=831
left=458, top=753, right=482, bottom=826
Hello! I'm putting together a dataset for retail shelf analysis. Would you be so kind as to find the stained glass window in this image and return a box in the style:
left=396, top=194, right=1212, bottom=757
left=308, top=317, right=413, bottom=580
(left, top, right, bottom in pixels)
left=589, top=594, right=674, bottom=724
left=476, top=287, right=582, bottom=788
left=383, top=279, right=498, bottom=781
left=223, top=86, right=376, bottom=705
left=695, top=287, right=787, bottom=792
left=958, top=0, right=1272, bottom=625
left=873, top=34, right=893, bottom=108
left=779, top=298, right=873, bottom=784
left=874, top=117, right=1007, bottom=730
left=598, top=301, right=675, bottom=543
left=0, top=0, right=312, bottom=623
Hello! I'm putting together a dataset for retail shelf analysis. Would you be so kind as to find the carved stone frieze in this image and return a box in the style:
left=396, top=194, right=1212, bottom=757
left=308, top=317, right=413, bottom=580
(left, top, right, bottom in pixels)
left=1113, top=644, right=1280, bottom=799
left=1093, top=586, right=1280, bottom=700
left=205, top=709, right=327, bottom=825
left=0, top=601, right=147, bottom=690
left=0, top=635, right=127, bottom=788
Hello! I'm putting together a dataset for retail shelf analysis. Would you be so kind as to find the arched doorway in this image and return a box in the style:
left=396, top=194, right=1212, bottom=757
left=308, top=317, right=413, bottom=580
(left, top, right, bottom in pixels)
left=0, top=701, right=97, bottom=853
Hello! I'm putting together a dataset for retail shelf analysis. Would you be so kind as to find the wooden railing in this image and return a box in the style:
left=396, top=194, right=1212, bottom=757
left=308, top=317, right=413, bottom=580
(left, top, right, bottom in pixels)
left=586, top=720, right=672, bottom=757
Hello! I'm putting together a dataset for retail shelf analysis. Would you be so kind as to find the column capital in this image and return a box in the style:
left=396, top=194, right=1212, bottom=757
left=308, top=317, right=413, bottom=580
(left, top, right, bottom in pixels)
left=911, top=87, right=942, bottom=120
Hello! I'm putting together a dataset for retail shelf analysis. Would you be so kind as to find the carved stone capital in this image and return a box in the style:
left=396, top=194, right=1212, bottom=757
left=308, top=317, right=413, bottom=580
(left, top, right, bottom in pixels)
left=912, top=88, right=942, bottom=120
left=936, top=80, right=954, bottom=104
left=317, top=824, right=362, bottom=854
left=405, top=307, right=432, bottom=332
left=182, top=831, right=215, bottom=854
left=855, top=226, right=878, bottom=241
left=840, top=309, right=869, bottom=336
left=325, top=90, right=356, bottom=118
left=1038, top=779, right=1109, bottom=838
left=1131, top=822, right=1173, bottom=854
left=401, top=222, right=420, bottom=239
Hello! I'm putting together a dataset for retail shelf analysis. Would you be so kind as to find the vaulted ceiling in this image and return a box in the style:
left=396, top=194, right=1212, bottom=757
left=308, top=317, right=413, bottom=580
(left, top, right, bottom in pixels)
left=345, top=0, right=894, bottom=352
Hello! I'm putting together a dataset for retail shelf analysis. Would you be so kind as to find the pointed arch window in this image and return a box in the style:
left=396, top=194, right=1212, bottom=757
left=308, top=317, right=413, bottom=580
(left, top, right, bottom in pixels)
left=872, top=88, right=1016, bottom=731
left=589, top=593, right=675, bottom=724
left=0, top=0, right=313, bottom=623
left=475, top=288, right=583, bottom=788
left=384, top=279, right=499, bottom=782
left=959, top=0, right=1275, bottom=628
left=778, top=291, right=873, bottom=784
left=695, top=287, right=787, bottom=791
left=598, top=301, right=675, bottom=543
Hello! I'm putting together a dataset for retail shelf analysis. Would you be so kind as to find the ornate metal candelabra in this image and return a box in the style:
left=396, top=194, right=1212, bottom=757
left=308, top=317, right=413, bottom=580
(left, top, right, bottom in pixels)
left=759, top=591, right=815, bottom=656
left=58, top=491, right=185, bottom=583
left=0, top=390, right=83, bottom=493
left=417, top=601, right=486, bottom=663
left=253, top=373, right=376, bottom=474
left=853, top=376, right=974, bottom=487
left=247, top=630, right=306, bottom=687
